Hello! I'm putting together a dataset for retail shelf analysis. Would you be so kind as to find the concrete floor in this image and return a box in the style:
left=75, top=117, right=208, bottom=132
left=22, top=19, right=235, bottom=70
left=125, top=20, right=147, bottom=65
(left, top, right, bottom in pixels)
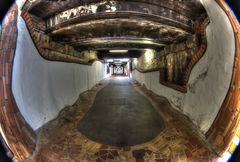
left=78, top=77, right=165, bottom=147
left=25, top=77, right=218, bottom=162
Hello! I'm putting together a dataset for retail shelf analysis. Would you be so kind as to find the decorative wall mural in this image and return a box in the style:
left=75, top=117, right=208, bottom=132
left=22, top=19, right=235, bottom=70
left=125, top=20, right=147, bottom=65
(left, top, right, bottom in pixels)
left=135, top=34, right=199, bottom=80
left=133, top=18, right=209, bottom=92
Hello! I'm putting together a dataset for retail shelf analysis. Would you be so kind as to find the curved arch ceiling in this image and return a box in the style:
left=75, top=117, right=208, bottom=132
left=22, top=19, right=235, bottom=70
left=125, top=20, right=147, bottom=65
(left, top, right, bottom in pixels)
left=26, top=0, right=207, bottom=52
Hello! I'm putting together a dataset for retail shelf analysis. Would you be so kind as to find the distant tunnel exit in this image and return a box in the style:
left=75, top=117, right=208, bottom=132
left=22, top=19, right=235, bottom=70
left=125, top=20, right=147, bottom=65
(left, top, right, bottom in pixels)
left=107, top=58, right=130, bottom=76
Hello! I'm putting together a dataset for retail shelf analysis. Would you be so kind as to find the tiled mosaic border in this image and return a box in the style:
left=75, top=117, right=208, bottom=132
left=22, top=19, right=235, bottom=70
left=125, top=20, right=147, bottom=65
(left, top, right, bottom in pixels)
left=21, top=11, right=99, bottom=66
left=0, top=5, right=36, bottom=161
left=206, top=0, right=240, bottom=155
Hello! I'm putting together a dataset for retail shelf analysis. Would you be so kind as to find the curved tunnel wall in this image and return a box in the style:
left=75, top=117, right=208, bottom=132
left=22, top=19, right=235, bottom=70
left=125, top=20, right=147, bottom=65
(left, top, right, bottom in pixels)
left=12, top=17, right=110, bottom=130
left=0, top=0, right=237, bottom=160
left=132, top=0, right=235, bottom=133
left=183, top=0, right=235, bottom=133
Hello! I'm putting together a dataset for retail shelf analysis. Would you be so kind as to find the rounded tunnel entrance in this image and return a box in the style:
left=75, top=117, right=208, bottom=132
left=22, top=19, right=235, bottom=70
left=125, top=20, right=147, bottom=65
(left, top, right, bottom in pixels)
left=0, top=0, right=239, bottom=161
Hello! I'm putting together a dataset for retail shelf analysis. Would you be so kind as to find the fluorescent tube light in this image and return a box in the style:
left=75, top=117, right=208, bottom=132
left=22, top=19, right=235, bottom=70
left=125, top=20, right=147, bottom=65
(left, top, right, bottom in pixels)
left=109, top=50, right=128, bottom=53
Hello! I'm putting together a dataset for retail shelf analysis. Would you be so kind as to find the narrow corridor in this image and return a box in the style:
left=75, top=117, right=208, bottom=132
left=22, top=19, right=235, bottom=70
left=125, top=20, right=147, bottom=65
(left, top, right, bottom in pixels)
left=1, top=1, right=240, bottom=161
left=25, top=77, right=217, bottom=162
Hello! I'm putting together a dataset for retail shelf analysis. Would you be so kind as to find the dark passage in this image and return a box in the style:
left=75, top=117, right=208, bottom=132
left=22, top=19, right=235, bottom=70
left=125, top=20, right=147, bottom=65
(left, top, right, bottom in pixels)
left=78, top=77, right=165, bottom=147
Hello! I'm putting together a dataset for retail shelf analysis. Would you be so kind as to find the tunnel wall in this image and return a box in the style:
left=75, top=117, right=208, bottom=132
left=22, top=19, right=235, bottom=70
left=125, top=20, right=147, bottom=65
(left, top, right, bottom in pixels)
left=0, top=5, right=36, bottom=161
left=183, top=0, right=235, bottom=133
left=132, top=0, right=235, bottom=133
left=132, top=71, right=185, bottom=109
left=206, top=0, right=240, bottom=155
left=12, top=17, right=110, bottom=130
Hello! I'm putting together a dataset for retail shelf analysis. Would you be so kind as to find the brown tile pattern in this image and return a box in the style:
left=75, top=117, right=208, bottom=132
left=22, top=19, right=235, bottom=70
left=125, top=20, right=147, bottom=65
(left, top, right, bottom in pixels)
left=0, top=5, right=36, bottom=161
left=21, top=11, right=99, bottom=65
left=180, top=18, right=209, bottom=91
left=206, top=0, right=240, bottom=155
left=24, top=79, right=218, bottom=162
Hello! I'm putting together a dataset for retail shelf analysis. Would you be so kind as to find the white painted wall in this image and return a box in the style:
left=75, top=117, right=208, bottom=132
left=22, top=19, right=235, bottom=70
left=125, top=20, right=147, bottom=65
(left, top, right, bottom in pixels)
left=132, top=71, right=185, bottom=110
left=16, top=0, right=25, bottom=9
left=184, top=0, right=235, bottom=132
left=133, top=0, right=235, bottom=133
left=12, top=17, right=110, bottom=130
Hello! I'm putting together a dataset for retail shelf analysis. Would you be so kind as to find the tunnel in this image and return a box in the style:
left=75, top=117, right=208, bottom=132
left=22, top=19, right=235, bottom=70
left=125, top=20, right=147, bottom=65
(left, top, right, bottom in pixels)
left=0, top=0, right=240, bottom=161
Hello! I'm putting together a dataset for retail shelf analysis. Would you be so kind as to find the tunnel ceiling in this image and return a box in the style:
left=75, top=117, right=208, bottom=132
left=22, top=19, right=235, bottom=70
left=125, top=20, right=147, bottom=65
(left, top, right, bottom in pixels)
left=27, top=0, right=207, bottom=55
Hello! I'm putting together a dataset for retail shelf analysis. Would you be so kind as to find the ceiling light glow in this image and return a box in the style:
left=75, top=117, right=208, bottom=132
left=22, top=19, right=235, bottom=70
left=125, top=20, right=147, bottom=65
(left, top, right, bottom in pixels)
left=109, top=50, right=129, bottom=53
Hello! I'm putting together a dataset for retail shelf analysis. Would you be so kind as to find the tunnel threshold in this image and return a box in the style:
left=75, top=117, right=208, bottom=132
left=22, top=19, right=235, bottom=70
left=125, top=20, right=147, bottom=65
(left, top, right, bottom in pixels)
left=77, top=77, right=165, bottom=147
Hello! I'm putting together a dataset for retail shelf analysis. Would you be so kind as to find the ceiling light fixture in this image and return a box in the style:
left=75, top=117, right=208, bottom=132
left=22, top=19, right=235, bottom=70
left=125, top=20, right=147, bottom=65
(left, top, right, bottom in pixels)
left=109, top=50, right=128, bottom=53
